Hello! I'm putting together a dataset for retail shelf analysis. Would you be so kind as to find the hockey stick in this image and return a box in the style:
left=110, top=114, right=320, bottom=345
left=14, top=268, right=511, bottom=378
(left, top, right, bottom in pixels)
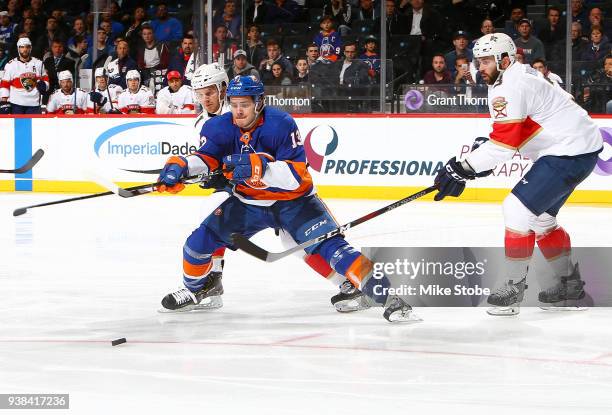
left=12, top=172, right=218, bottom=216
left=0, top=149, right=45, bottom=174
left=231, top=185, right=438, bottom=262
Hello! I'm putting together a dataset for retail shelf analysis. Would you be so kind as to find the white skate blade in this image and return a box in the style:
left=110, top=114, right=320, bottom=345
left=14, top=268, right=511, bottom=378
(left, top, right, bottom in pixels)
left=157, top=296, right=223, bottom=313
left=487, top=305, right=520, bottom=316
left=385, top=308, right=423, bottom=323
left=334, top=297, right=370, bottom=313
left=539, top=299, right=588, bottom=312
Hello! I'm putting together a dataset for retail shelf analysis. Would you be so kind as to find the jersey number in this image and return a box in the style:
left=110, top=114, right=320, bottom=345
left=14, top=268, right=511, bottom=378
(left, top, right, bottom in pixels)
left=290, top=130, right=303, bottom=148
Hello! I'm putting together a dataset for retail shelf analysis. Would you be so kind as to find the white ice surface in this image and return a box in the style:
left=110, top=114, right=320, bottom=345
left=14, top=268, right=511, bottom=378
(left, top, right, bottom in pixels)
left=1, top=193, right=611, bottom=415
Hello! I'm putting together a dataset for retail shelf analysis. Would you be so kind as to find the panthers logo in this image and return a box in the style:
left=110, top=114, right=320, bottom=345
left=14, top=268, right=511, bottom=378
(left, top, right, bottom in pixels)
left=20, top=72, right=37, bottom=92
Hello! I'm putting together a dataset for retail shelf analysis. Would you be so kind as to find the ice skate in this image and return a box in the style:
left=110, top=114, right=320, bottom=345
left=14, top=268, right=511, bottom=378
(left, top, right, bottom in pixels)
left=539, top=264, right=588, bottom=311
left=331, top=279, right=370, bottom=313
left=487, top=277, right=527, bottom=316
left=159, top=272, right=224, bottom=313
left=383, top=296, right=421, bottom=323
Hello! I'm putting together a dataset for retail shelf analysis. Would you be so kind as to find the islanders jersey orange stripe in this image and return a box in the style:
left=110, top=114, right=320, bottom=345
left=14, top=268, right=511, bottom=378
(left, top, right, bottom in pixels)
left=236, top=161, right=313, bottom=201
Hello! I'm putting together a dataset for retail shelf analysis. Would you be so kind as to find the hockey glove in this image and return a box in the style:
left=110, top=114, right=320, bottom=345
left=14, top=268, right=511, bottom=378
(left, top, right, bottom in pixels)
left=0, top=102, right=10, bottom=114
left=470, top=136, right=494, bottom=178
left=198, top=169, right=230, bottom=190
left=36, top=80, right=47, bottom=95
left=89, top=91, right=108, bottom=107
left=434, top=157, right=475, bottom=201
left=157, top=156, right=188, bottom=193
left=222, top=153, right=270, bottom=183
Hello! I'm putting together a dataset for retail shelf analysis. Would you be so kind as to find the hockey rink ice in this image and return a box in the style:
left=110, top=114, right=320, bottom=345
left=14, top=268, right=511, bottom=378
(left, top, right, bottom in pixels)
left=1, top=193, right=611, bottom=414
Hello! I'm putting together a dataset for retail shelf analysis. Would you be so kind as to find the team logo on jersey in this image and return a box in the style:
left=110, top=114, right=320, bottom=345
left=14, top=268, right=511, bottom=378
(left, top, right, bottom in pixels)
left=126, top=104, right=141, bottom=114
left=19, top=72, right=37, bottom=91
left=492, top=96, right=507, bottom=118
left=303, top=125, right=339, bottom=172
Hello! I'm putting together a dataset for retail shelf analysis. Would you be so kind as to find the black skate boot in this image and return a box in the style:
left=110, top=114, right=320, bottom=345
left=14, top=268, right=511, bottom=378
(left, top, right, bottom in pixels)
left=331, top=279, right=371, bottom=312
left=383, top=296, right=420, bottom=323
left=487, top=277, right=527, bottom=316
left=159, top=271, right=224, bottom=313
left=539, top=264, right=587, bottom=311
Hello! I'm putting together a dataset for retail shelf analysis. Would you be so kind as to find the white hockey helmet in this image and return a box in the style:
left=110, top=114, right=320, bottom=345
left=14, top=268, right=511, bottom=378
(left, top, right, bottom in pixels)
left=473, top=33, right=516, bottom=71
left=17, top=37, right=32, bottom=48
left=191, top=62, right=229, bottom=114
left=94, top=67, right=107, bottom=78
left=58, top=70, right=73, bottom=82
left=126, top=69, right=141, bottom=80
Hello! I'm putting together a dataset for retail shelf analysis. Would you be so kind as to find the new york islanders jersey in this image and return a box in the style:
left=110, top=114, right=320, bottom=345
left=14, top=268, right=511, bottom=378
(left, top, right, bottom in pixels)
left=0, top=57, right=48, bottom=106
left=87, top=84, right=123, bottom=113
left=47, top=88, right=88, bottom=114
left=156, top=85, right=195, bottom=114
left=466, top=62, right=603, bottom=173
left=314, top=31, right=342, bottom=62
left=186, top=106, right=314, bottom=206
left=117, top=86, right=155, bottom=114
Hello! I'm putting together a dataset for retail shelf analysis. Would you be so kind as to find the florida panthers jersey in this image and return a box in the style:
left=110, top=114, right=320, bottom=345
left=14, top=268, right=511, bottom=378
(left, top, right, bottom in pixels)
left=156, top=85, right=195, bottom=114
left=186, top=106, right=314, bottom=206
left=47, top=88, right=88, bottom=114
left=466, top=62, right=603, bottom=173
left=0, top=57, right=48, bottom=106
left=86, top=84, right=123, bottom=113
left=117, top=86, right=155, bottom=114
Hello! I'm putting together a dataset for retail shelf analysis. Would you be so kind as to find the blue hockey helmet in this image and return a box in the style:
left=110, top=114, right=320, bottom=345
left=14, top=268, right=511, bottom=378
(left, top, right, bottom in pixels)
left=226, top=75, right=264, bottom=100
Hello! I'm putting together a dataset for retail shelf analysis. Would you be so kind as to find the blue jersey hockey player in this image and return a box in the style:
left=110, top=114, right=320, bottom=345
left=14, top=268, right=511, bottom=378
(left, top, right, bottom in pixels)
left=157, top=75, right=413, bottom=322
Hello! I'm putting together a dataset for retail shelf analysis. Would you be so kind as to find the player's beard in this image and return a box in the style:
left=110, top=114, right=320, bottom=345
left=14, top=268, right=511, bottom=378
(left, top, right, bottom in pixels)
left=18, top=50, right=31, bottom=60
left=482, top=67, right=500, bottom=85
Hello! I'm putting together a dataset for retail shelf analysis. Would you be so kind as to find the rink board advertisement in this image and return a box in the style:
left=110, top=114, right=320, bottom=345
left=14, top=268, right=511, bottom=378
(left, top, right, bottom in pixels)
left=362, top=247, right=612, bottom=307
left=0, top=114, right=611, bottom=202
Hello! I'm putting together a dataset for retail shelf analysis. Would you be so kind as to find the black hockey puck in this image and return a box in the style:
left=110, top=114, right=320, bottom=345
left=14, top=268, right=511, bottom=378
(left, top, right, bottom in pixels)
left=111, top=338, right=127, bottom=346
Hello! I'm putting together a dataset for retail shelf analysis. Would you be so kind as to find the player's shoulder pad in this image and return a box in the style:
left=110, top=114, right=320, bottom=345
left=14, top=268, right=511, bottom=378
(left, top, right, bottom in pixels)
left=77, top=88, right=87, bottom=93
left=201, top=111, right=232, bottom=138
left=7, top=57, right=17, bottom=64
left=139, top=86, right=151, bottom=93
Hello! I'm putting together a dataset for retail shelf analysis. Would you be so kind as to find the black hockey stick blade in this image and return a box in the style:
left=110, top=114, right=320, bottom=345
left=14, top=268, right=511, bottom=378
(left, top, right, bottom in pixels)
left=231, top=185, right=438, bottom=262
left=0, top=149, right=44, bottom=174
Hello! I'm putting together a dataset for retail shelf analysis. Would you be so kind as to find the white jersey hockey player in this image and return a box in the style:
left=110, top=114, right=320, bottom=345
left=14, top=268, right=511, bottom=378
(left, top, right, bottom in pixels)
left=0, top=37, right=49, bottom=114
left=87, top=67, right=123, bottom=114
left=117, top=70, right=155, bottom=114
left=155, top=70, right=194, bottom=114
left=434, top=33, right=603, bottom=315
left=46, top=71, right=88, bottom=114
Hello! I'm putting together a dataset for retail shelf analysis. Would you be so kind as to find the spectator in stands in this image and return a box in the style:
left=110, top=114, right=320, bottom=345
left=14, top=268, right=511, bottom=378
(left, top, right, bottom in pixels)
left=50, top=9, right=70, bottom=40
left=106, top=39, right=137, bottom=88
left=572, top=21, right=589, bottom=58
left=5, top=0, right=20, bottom=25
left=303, top=44, right=318, bottom=67
left=586, top=7, right=612, bottom=41
left=268, top=0, right=303, bottom=24
left=423, top=53, right=451, bottom=84
left=401, top=0, right=445, bottom=52
left=580, top=25, right=611, bottom=62
left=268, top=62, right=293, bottom=85
left=125, top=6, right=147, bottom=53
left=246, top=24, right=266, bottom=69
left=211, top=24, right=237, bottom=65
left=169, top=34, right=195, bottom=83
left=322, top=0, right=352, bottom=37
left=0, top=43, right=8, bottom=70
left=514, top=18, right=545, bottom=64
left=42, top=40, right=74, bottom=93
left=580, top=54, right=612, bottom=112
left=294, top=57, right=309, bottom=83
left=84, top=28, right=113, bottom=69
left=66, top=34, right=87, bottom=72
left=0, top=11, right=16, bottom=46
left=156, top=70, right=194, bottom=114
left=137, top=24, right=170, bottom=94
left=17, top=17, right=44, bottom=59
left=117, top=69, right=155, bottom=114
left=227, top=49, right=260, bottom=79
left=246, top=0, right=272, bottom=26
left=504, top=6, right=525, bottom=39
left=453, top=55, right=476, bottom=85
left=470, top=18, right=494, bottom=49
left=313, top=15, right=342, bottom=62
left=537, top=7, right=564, bottom=61
left=381, top=0, right=409, bottom=38
left=258, top=38, right=292, bottom=81
left=213, top=0, right=241, bottom=40
left=335, top=41, right=369, bottom=87
left=44, top=16, right=66, bottom=53
left=356, top=0, right=377, bottom=21
left=445, top=31, right=472, bottom=77
left=571, top=0, right=588, bottom=26
left=150, top=2, right=183, bottom=43
left=532, top=58, right=563, bottom=84
left=67, top=17, right=87, bottom=48
left=360, top=35, right=380, bottom=82
left=29, top=0, right=46, bottom=31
